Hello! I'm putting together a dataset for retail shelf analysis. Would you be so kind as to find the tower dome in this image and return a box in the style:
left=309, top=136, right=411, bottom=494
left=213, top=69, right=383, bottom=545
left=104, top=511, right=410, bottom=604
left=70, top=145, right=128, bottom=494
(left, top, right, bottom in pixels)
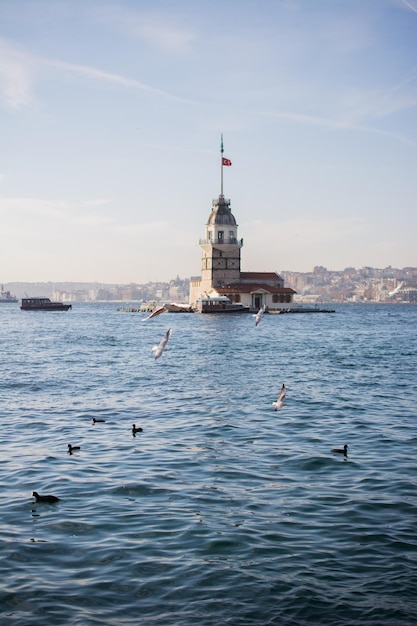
left=207, top=195, right=237, bottom=226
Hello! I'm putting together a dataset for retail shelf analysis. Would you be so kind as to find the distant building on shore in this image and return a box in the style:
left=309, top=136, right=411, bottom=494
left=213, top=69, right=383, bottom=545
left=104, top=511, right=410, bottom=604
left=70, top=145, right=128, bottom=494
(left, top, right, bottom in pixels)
left=189, top=137, right=296, bottom=310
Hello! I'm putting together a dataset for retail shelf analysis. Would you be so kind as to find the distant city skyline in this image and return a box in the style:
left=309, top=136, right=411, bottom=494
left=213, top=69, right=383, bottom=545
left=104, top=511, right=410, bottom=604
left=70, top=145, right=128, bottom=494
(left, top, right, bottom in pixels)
left=1, top=0, right=416, bottom=283
left=3, top=264, right=416, bottom=304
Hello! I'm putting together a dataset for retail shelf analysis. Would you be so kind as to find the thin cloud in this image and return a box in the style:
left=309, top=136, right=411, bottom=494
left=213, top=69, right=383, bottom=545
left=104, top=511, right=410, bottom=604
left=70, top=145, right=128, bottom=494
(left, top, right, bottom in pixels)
left=0, top=197, right=114, bottom=235
left=0, top=38, right=202, bottom=110
left=0, top=39, right=36, bottom=108
left=43, top=58, right=201, bottom=104
left=255, top=107, right=417, bottom=147
left=400, top=0, right=417, bottom=13
left=0, top=197, right=69, bottom=219
left=245, top=216, right=370, bottom=245
left=92, top=5, right=195, bottom=53
left=0, top=196, right=169, bottom=235
left=71, top=214, right=113, bottom=227
left=140, top=142, right=213, bottom=155
left=113, top=221, right=168, bottom=235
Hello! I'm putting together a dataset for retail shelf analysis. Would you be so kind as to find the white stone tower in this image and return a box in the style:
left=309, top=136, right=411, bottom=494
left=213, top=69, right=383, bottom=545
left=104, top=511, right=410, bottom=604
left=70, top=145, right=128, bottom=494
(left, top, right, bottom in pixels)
left=197, top=136, right=243, bottom=294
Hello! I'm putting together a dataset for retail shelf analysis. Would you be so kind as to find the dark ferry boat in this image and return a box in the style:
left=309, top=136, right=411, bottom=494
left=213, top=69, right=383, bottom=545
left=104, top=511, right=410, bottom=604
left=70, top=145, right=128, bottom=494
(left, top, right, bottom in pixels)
left=20, top=297, right=72, bottom=311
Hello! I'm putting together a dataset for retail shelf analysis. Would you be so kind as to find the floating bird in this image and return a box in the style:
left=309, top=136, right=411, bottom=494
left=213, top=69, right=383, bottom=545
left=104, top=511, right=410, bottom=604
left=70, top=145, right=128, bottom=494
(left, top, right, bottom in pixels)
left=255, top=304, right=266, bottom=326
left=32, top=491, right=60, bottom=503
left=132, top=424, right=143, bottom=434
left=67, top=444, right=81, bottom=454
left=332, top=444, right=348, bottom=456
left=152, top=328, right=172, bottom=359
left=92, top=418, right=106, bottom=423
left=272, top=383, right=286, bottom=411
left=142, top=305, right=168, bottom=321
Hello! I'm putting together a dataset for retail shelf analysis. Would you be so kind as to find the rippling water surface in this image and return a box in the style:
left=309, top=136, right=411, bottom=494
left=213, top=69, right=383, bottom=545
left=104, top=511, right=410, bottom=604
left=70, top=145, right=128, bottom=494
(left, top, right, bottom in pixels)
left=1, top=303, right=416, bottom=625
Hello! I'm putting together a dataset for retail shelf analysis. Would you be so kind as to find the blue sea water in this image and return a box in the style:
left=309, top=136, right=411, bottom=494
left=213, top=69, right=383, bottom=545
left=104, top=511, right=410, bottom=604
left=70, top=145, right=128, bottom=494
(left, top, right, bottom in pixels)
left=0, top=302, right=416, bottom=625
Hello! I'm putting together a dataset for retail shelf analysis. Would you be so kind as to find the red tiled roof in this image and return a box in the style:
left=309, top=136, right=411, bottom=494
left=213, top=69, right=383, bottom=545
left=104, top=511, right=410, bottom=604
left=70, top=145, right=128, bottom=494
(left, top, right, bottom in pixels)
left=218, top=283, right=296, bottom=295
left=240, top=271, right=282, bottom=281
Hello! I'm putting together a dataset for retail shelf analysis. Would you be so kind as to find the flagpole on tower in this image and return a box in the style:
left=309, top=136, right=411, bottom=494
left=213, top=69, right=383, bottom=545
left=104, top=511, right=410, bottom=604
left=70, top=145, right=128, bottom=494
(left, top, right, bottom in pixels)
left=220, top=133, right=224, bottom=198
left=220, top=134, right=231, bottom=197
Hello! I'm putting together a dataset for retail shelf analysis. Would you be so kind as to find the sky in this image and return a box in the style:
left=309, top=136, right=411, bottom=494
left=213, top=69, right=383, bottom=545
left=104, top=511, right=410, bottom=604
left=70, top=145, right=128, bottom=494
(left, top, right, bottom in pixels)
left=1, top=0, right=416, bottom=284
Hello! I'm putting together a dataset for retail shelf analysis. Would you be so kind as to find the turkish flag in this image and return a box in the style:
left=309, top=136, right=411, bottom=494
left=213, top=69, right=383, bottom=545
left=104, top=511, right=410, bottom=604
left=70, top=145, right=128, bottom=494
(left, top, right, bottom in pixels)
left=222, top=157, right=232, bottom=166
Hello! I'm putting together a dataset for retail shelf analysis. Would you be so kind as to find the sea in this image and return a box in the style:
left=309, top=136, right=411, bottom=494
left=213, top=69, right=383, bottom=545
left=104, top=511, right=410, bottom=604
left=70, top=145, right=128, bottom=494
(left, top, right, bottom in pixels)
left=0, top=302, right=416, bottom=626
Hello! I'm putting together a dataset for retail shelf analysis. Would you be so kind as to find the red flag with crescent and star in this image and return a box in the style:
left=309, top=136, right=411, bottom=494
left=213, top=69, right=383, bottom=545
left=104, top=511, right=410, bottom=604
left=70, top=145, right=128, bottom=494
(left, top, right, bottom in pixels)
left=222, top=157, right=232, bottom=166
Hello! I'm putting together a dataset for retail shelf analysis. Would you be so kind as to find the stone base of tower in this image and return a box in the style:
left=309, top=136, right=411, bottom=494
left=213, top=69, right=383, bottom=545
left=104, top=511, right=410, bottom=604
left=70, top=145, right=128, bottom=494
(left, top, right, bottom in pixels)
left=189, top=278, right=203, bottom=308
left=189, top=277, right=219, bottom=308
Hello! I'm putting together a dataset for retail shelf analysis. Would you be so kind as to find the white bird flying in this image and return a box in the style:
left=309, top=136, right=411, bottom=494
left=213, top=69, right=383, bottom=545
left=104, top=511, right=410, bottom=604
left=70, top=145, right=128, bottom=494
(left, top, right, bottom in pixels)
left=255, top=304, right=266, bottom=326
left=272, top=383, right=286, bottom=411
left=152, top=328, right=172, bottom=360
left=387, top=282, right=403, bottom=298
left=142, top=305, right=168, bottom=321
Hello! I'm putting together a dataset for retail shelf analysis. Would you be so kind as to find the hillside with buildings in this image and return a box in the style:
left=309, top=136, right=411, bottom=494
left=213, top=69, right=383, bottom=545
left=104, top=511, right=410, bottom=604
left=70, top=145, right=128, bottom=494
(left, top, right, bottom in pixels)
left=2, top=266, right=416, bottom=304
left=281, top=266, right=417, bottom=303
left=2, top=277, right=190, bottom=304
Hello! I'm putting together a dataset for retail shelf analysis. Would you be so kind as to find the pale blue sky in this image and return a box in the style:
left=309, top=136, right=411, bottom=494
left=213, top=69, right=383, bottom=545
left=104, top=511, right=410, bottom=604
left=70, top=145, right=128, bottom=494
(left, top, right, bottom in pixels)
left=1, top=0, right=416, bottom=283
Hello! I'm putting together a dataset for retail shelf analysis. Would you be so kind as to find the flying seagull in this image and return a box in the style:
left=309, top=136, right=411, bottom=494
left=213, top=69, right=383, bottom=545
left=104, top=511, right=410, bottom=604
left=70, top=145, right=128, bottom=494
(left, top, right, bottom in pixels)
left=142, top=305, right=168, bottom=321
left=255, top=304, right=266, bottom=326
left=152, top=328, right=172, bottom=359
left=272, top=383, right=286, bottom=411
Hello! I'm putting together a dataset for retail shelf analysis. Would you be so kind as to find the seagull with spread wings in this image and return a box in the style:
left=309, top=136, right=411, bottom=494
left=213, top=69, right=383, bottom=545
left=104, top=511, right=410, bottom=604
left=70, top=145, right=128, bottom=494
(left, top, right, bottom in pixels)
left=272, top=383, right=286, bottom=411
left=255, top=304, right=266, bottom=326
left=152, top=328, right=172, bottom=360
left=142, top=305, right=168, bottom=321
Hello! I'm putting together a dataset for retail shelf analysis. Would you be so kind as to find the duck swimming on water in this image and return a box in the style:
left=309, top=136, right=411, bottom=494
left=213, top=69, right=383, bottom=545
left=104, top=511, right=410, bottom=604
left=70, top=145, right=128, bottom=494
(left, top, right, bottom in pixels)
left=92, top=418, right=106, bottom=423
left=32, top=491, right=60, bottom=503
left=132, top=424, right=143, bottom=434
left=68, top=444, right=81, bottom=454
left=332, top=444, right=348, bottom=456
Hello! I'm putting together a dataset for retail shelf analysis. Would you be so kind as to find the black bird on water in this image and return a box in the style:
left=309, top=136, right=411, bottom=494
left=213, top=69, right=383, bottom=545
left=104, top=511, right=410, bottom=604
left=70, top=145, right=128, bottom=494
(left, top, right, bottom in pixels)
left=32, top=491, right=60, bottom=503
left=68, top=444, right=81, bottom=454
left=132, top=424, right=143, bottom=434
left=92, top=418, right=106, bottom=423
left=332, top=444, right=348, bottom=456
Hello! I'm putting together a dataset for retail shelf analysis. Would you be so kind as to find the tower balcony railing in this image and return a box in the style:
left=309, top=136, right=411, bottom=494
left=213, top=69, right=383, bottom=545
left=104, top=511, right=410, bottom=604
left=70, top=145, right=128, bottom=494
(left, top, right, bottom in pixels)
left=213, top=196, right=231, bottom=207
left=199, top=237, right=243, bottom=246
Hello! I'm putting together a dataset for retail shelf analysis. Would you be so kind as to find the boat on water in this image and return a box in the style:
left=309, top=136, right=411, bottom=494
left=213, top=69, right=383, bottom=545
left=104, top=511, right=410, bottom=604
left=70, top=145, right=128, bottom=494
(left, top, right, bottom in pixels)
left=20, top=297, right=72, bottom=311
left=165, top=302, right=194, bottom=313
left=195, top=295, right=250, bottom=314
left=0, top=286, right=18, bottom=303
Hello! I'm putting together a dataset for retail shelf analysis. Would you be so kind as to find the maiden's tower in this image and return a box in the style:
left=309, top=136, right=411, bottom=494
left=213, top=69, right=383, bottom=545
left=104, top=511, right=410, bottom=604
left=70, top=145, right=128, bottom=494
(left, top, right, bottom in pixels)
left=189, top=137, right=296, bottom=311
